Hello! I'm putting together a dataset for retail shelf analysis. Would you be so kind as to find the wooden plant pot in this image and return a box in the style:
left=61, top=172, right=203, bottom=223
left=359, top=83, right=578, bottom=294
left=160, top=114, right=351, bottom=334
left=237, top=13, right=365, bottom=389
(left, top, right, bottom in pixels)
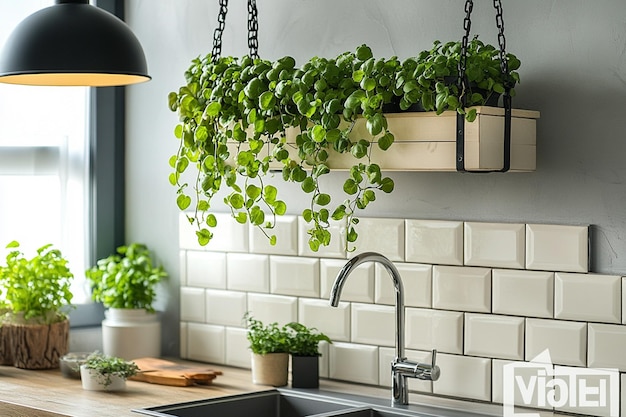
left=251, top=352, right=289, bottom=387
left=291, top=355, right=320, bottom=388
left=0, top=323, right=14, bottom=365
left=12, top=319, right=69, bottom=369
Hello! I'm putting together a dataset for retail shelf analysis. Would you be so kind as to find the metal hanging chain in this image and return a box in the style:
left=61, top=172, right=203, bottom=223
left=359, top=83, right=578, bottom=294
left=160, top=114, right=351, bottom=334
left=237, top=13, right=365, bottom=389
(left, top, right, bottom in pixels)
left=456, top=0, right=512, bottom=173
left=457, top=0, right=474, bottom=105
left=211, top=0, right=259, bottom=62
left=248, top=0, right=259, bottom=60
left=211, top=0, right=229, bottom=61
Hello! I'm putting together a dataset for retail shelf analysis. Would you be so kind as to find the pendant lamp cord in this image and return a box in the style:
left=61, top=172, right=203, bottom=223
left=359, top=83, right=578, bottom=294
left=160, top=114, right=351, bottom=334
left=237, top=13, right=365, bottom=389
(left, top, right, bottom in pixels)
left=211, top=0, right=259, bottom=62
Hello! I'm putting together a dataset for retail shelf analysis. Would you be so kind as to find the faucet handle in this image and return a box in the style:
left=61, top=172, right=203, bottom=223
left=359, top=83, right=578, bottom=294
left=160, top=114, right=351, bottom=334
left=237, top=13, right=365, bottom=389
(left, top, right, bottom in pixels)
left=429, top=349, right=440, bottom=381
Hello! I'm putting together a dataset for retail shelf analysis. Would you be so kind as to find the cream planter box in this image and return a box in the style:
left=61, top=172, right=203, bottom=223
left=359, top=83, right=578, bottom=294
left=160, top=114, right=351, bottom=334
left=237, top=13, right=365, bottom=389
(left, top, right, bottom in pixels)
left=230, top=107, right=539, bottom=172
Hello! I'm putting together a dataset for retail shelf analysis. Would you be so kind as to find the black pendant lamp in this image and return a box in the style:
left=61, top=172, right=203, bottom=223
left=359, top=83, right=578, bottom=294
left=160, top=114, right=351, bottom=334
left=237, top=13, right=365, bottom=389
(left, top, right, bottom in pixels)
left=0, top=0, right=150, bottom=87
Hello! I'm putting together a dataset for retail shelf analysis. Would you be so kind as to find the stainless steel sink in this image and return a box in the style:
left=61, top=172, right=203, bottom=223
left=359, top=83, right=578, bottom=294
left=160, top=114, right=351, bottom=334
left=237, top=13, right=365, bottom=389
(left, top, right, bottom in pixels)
left=133, top=388, right=499, bottom=417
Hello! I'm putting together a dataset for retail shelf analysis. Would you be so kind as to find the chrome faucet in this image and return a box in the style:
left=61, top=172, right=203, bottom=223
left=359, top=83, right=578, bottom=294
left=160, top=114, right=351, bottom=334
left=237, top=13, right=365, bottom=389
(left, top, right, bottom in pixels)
left=329, top=252, right=440, bottom=406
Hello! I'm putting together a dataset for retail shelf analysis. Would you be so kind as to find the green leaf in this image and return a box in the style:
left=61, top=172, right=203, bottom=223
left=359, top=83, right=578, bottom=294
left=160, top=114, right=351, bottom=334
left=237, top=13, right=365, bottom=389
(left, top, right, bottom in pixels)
left=273, top=201, right=287, bottom=215
left=176, top=194, right=191, bottom=210
left=356, top=44, right=373, bottom=61
left=301, top=177, right=316, bottom=193
left=343, top=179, right=358, bottom=195
left=246, top=184, right=262, bottom=200
left=311, top=125, right=326, bottom=143
left=378, top=133, right=394, bottom=151
left=466, top=108, right=478, bottom=122
left=302, top=209, right=313, bottom=222
left=380, top=177, right=394, bottom=193
left=204, top=101, right=221, bottom=118
left=345, top=90, right=366, bottom=111
left=315, top=193, right=331, bottom=206
left=259, top=91, right=276, bottom=110
left=228, top=193, right=245, bottom=209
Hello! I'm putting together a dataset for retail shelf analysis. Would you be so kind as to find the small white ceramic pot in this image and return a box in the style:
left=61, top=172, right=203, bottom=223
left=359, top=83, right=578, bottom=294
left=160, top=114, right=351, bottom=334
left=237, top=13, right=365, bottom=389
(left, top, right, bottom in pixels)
left=80, top=365, right=127, bottom=391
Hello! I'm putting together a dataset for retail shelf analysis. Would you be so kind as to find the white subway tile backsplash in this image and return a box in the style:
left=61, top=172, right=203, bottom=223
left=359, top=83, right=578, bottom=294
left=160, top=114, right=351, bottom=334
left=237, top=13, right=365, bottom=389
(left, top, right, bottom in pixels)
left=180, top=287, right=206, bottom=322
left=179, top=212, right=205, bottom=250
left=329, top=342, right=379, bottom=385
left=526, top=318, right=587, bottom=367
left=270, top=256, right=319, bottom=297
left=526, top=224, right=588, bottom=272
left=186, top=251, right=226, bottom=289
left=351, top=303, right=395, bottom=347
left=375, top=263, right=432, bottom=308
left=405, top=220, right=463, bottom=266
left=492, top=269, right=554, bottom=318
left=178, top=216, right=622, bottom=412
left=182, top=212, right=249, bottom=253
left=225, top=327, right=250, bottom=368
left=623, top=277, right=626, bottom=325
left=247, top=293, right=297, bottom=326
left=249, top=215, right=298, bottom=255
left=187, top=323, right=225, bottom=364
left=179, top=251, right=187, bottom=286
left=318, top=342, right=330, bottom=378
left=464, top=222, right=525, bottom=269
left=320, top=259, right=375, bottom=302
left=588, top=323, right=626, bottom=371
left=180, top=322, right=188, bottom=358
left=432, top=266, right=491, bottom=313
left=433, top=354, right=491, bottom=401
left=492, top=359, right=554, bottom=410
left=405, top=308, right=463, bottom=354
left=554, top=365, right=618, bottom=417
left=227, top=253, right=270, bottom=293
left=554, top=272, right=621, bottom=323
left=378, top=347, right=432, bottom=392
left=351, top=217, right=405, bottom=261
left=205, top=290, right=247, bottom=327
left=464, top=313, right=524, bottom=360
left=299, top=298, right=350, bottom=342
left=298, top=217, right=346, bottom=258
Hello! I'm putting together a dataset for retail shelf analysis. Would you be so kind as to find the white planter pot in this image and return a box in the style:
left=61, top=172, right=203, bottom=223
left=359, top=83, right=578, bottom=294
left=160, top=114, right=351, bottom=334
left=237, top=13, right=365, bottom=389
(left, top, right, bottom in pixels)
left=102, top=308, right=160, bottom=360
left=80, top=365, right=127, bottom=391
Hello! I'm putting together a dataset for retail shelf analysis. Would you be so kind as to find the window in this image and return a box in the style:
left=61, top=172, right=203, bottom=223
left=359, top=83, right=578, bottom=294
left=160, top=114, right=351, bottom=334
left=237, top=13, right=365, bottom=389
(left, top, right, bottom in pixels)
left=0, top=1, right=127, bottom=315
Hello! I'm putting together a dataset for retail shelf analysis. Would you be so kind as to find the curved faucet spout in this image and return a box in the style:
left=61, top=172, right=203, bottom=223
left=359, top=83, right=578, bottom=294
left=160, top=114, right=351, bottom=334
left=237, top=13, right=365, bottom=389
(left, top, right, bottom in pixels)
left=330, top=252, right=405, bottom=359
left=329, top=252, right=439, bottom=407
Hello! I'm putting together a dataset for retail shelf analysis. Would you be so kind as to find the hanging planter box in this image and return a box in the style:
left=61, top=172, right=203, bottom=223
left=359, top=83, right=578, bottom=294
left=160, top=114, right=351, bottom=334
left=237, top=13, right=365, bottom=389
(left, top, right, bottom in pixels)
left=229, top=106, right=539, bottom=173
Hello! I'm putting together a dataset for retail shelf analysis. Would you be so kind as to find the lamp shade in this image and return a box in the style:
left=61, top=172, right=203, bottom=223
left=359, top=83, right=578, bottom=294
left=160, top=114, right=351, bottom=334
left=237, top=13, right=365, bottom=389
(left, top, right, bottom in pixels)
left=0, top=0, right=150, bottom=86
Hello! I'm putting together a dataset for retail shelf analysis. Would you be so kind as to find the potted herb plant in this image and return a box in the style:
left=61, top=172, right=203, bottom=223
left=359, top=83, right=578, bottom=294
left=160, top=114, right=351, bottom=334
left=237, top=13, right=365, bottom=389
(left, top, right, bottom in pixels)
left=85, top=243, right=167, bottom=359
left=0, top=241, right=73, bottom=369
left=80, top=351, right=139, bottom=391
left=245, top=314, right=291, bottom=386
left=169, top=39, right=521, bottom=253
left=285, top=322, right=331, bottom=388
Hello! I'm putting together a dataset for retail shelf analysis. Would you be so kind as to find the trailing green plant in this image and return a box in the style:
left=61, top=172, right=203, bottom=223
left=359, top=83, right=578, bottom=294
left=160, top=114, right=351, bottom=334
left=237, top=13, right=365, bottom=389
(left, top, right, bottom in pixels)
left=168, top=38, right=520, bottom=251
left=285, top=322, right=331, bottom=357
left=85, top=243, right=167, bottom=313
left=244, top=313, right=290, bottom=355
left=0, top=241, right=73, bottom=324
left=82, top=351, right=139, bottom=388
left=397, top=37, right=521, bottom=121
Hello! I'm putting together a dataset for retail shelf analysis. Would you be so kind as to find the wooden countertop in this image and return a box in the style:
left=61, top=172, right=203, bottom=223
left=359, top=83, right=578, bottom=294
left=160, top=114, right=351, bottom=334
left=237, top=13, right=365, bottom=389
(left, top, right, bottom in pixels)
left=0, top=361, right=389, bottom=417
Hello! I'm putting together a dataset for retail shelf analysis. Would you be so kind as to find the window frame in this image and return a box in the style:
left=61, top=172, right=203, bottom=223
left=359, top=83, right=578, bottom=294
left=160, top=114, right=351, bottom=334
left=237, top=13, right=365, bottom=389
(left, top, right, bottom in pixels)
left=68, top=0, right=127, bottom=327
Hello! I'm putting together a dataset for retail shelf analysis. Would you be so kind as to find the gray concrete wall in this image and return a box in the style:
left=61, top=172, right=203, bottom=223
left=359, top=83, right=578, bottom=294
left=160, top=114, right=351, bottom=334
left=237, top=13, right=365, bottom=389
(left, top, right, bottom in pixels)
left=125, top=0, right=626, bottom=356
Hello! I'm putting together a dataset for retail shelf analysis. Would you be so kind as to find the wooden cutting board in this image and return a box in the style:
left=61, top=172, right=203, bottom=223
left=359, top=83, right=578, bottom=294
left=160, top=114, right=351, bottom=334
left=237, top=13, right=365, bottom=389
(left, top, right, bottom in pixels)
left=129, top=357, right=223, bottom=387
